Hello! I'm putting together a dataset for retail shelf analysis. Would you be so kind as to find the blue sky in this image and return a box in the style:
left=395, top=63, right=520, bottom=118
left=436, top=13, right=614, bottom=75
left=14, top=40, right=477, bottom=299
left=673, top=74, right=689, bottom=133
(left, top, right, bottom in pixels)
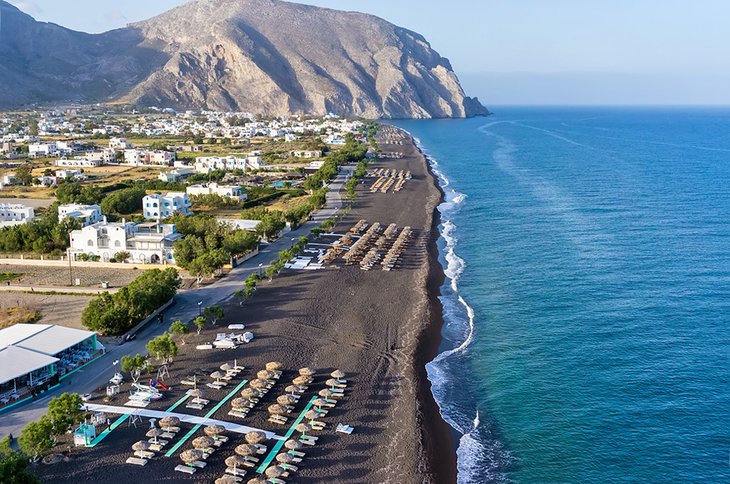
left=6, top=0, right=730, bottom=105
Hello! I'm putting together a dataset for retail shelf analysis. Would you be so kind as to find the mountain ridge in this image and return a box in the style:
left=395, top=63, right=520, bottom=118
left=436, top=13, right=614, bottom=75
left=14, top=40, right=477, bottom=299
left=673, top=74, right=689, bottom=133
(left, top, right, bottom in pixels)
left=0, top=0, right=488, bottom=118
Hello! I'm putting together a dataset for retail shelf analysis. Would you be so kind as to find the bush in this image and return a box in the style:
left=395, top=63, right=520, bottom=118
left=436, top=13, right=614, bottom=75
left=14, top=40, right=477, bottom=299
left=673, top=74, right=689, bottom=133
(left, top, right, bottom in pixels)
left=100, top=186, right=146, bottom=215
left=18, top=418, right=53, bottom=459
left=47, top=393, right=85, bottom=435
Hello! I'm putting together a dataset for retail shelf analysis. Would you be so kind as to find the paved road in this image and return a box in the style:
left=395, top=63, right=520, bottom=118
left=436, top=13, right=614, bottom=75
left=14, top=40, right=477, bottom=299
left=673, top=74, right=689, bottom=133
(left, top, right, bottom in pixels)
left=0, top=168, right=352, bottom=439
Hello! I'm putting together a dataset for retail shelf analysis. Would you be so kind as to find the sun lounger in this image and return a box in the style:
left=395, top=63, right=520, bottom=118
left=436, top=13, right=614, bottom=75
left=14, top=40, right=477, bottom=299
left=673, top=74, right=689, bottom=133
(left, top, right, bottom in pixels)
left=226, top=467, right=247, bottom=477
left=268, top=415, right=288, bottom=425
left=255, top=444, right=267, bottom=454
left=126, top=457, right=148, bottom=466
left=299, top=437, right=317, bottom=446
left=196, top=344, right=214, bottom=350
left=228, top=324, right=246, bottom=330
left=181, top=378, right=198, bottom=386
left=288, top=450, right=305, bottom=459
left=175, top=465, right=196, bottom=474
left=149, top=443, right=165, bottom=453
left=243, top=456, right=260, bottom=463
left=336, top=424, right=355, bottom=434
left=215, top=435, right=229, bottom=444
left=134, top=450, right=155, bottom=459
left=207, top=381, right=227, bottom=389
left=310, top=421, right=326, bottom=431
left=161, top=431, right=176, bottom=439
left=280, top=463, right=299, bottom=472
left=186, top=402, right=205, bottom=410
left=228, top=409, right=249, bottom=419
left=268, top=477, right=287, bottom=484
left=148, top=439, right=168, bottom=446
left=124, top=400, right=149, bottom=408
left=191, top=460, right=207, bottom=468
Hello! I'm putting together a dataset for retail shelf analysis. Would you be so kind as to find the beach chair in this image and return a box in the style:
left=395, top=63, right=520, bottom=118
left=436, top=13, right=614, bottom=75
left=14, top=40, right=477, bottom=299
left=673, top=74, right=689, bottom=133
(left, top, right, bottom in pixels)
left=268, top=415, right=288, bottom=425
left=149, top=443, right=165, bottom=452
left=228, top=409, right=249, bottom=419
left=134, top=450, right=155, bottom=459
left=196, top=344, right=214, bottom=350
left=225, top=467, right=247, bottom=478
left=161, top=431, right=176, bottom=440
left=191, top=460, right=207, bottom=468
left=186, top=402, right=205, bottom=410
left=126, top=457, right=148, bottom=466
left=174, top=465, right=196, bottom=474
left=288, top=450, right=306, bottom=459
left=336, top=424, right=355, bottom=434
left=268, top=477, right=287, bottom=484
left=299, top=436, right=317, bottom=446
left=255, top=444, right=267, bottom=454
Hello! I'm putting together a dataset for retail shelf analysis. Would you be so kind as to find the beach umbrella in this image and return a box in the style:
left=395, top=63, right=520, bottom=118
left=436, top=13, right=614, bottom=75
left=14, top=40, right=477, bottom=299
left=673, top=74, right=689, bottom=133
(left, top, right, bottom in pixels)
left=146, top=428, right=164, bottom=443
left=132, top=440, right=150, bottom=451
left=298, top=367, right=315, bottom=377
left=225, top=455, right=247, bottom=472
left=159, top=416, right=180, bottom=429
left=247, top=479, right=267, bottom=484
left=292, top=376, right=310, bottom=386
left=249, top=379, right=268, bottom=389
left=319, top=389, right=335, bottom=399
left=296, top=423, right=312, bottom=439
left=231, top=397, right=249, bottom=410
left=235, top=444, right=258, bottom=457
left=326, top=378, right=342, bottom=390
left=240, top=387, right=259, bottom=399
left=192, top=436, right=215, bottom=450
left=210, top=371, right=223, bottom=382
left=276, top=453, right=295, bottom=464
left=220, top=363, right=233, bottom=372
left=331, top=369, right=345, bottom=380
left=245, top=430, right=267, bottom=445
left=266, top=361, right=283, bottom=371
left=284, top=439, right=302, bottom=450
left=277, top=395, right=296, bottom=406
left=204, top=425, right=226, bottom=437
left=180, top=449, right=203, bottom=464
left=265, top=466, right=286, bottom=478
left=312, top=398, right=328, bottom=409
left=268, top=404, right=287, bottom=415
left=285, top=385, right=300, bottom=395
left=304, top=410, right=320, bottom=421
left=257, top=370, right=275, bottom=380
left=189, top=388, right=204, bottom=398
left=216, top=477, right=239, bottom=484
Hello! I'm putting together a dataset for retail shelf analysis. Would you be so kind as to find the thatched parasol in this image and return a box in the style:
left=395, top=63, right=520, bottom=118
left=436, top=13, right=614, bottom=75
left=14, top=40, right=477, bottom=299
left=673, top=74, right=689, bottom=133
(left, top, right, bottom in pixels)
left=210, top=371, right=223, bottom=381
left=159, top=416, right=180, bottom=428
left=245, top=430, right=267, bottom=445
left=257, top=370, right=275, bottom=380
left=240, top=388, right=259, bottom=399
left=235, top=444, right=258, bottom=457
left=305, top=410, right=320, bottom=421
left=312, top=398, right=328, bottom=408
left=292, top=376, right=310, bottom=386
left=216, top=477, right=239, bottom=484
left=265, top=466, right=286, bottom=478
left=132, top=440, right=150, bottom=451
left=247, top=479, right=267, bottom=484
left=268, top=404, right=286, bottom=415
left=192, top=436, right=215, bottom=450
left=249, top=379, right=268, bottom=389
left=319, top=389, right=335, bottom=399
left=225, top=455, right=247, bottom=468
left=284, top=439, right=302, bottom=450
left=220, top=363, right=233, bottom=372
left=296, top=423, right=312, bottom=438
left=277, top=395, right=296, bottom=406
left=231, top=397, right=249, bottom=410
left=285, top=385, right=299, bottom=395
left=204, top=425, right=226, bottom=437
left=189, top=388, right=204, bottom=398
left=331, top=369, right=345, bottom=379
left=180, top=449, right=203, bottom=464
left=266, top=361, right=283, bottom=371
left=276, top=453, right=295, bottom=464
left=326, top=378, right=341, bottom=389
left=298, top=367, right=315, bottom=377
left=146, top=427, right=164, bottom=443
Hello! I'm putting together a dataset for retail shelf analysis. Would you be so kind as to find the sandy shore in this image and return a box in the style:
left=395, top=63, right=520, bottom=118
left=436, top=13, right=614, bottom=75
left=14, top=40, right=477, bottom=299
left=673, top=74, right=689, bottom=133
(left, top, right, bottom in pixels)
left=33, top=130, right=456, bottom=483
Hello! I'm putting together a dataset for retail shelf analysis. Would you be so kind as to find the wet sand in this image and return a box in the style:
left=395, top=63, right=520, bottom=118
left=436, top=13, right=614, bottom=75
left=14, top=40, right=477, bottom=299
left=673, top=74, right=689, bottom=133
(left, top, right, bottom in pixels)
left=33, top=130, right=456, bottom=483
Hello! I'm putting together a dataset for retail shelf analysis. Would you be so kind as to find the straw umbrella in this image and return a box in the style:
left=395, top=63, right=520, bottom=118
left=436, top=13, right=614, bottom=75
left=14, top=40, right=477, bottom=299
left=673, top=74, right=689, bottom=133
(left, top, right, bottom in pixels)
left=266, top=361, right=283, bottom=371
left=284, top=439, right=302, bottom=451
left=216, top=476, right=239, bottom=484
left=331, top=369, right=345, bottom=380
left=299, top=367, right=315, bottom=377
left=276, top=453, right=295, bottom=464
left=225, top=455, right=247, bottom=476
left=247, top=479, right=267, bottom=484
left=192, top=436, right=215, bottom=452
left=210, top=371, right=223, bottom=383
left=312, top=398, right=328, bottom=412
left=180, top=449, right=203, bottom=466
left=326, top=378, right=342, bottom=391
left=257, top=370, right=275, bottom=380
left=265, top=466, right=286, bottom=479
left=220, top=363, right=233, bottom=373
left=204, top=425, right=226, bottom=438
left=277, top=395, right=296, bottom=407
left=146, top=427, right=164, bottom=444
left=319, top=389, right=335, bottom=399
left=296, top=423, right=312, bottom=439
left=305, top=409, right=320, bottom=423
left=189, top=388, right=204, bottom=403
left=292, top=376, right=310, bottom=386
left=268, top=404, right=286, bottom=416
left=245, top=431, right=266, bottom=445
left=241, top=387, right=259, bottom=400
left=231, top=397, right=249, bottom=411
left=159, top=416, right=180, bottom=430
left=249, top=379, right=268, bottom=390
left=132, top=440, right=150, bottom=452
left=235, top=444, right=258, bottom=457
left=285, top=385, right=300, bottom=396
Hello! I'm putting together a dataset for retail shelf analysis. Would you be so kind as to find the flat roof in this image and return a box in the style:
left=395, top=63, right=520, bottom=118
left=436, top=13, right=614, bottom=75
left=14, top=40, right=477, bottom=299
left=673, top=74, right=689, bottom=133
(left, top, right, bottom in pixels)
left=0, top=346, right=59, bottom=385
left=0, top=324, right=95, bottom=356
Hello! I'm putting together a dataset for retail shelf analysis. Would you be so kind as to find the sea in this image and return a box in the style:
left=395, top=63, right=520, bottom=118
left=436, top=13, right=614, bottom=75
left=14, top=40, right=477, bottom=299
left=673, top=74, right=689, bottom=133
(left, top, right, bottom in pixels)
left=394, top=108, right=730, bottom=484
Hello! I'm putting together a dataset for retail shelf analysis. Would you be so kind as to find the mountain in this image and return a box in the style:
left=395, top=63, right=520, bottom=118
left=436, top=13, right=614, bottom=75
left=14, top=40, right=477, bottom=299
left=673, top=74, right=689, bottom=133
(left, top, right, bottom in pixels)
left=0, top=0, right=487, bottom=118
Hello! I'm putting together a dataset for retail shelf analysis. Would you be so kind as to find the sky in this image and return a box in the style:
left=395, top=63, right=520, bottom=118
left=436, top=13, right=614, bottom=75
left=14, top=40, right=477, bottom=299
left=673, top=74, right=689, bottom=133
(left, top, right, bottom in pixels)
left=6, top=0, right=730, bottom=105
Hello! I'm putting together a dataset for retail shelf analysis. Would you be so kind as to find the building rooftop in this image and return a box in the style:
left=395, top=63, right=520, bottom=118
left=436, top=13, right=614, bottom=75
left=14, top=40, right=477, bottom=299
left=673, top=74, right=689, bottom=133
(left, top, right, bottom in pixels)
left=0, top=346, right=59, bottom=385
left=0, top=324, right=96, bottom=356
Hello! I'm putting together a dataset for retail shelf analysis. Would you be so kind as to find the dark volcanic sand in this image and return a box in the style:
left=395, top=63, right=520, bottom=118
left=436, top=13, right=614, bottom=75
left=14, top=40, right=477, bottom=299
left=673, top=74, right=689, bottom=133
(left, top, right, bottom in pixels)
left=34, top=131, right=456, bottom=483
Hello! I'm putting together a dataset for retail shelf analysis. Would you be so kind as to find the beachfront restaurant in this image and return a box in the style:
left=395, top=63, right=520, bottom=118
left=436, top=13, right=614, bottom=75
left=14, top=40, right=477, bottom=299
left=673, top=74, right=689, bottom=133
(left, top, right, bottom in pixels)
left=0, top=324, right=104, bottom=409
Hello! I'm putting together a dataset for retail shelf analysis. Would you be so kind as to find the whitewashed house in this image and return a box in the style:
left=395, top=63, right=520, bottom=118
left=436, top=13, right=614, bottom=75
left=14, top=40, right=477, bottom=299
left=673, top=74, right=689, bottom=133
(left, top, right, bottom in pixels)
left=69, top=220, right=183, bottom=264
left=58, top=204, right=103, bottom=226
left=193, top=155, right=262, bottom=173
left=158, top=168, right=195, bottom=183
left=142, top=193, right=191, bottom=220
left=109, top=138, right=132, bottom=151
left=187, top=183, right=247, bottom=201
left=293, top=150, right=322, bottom=159
left=0, top=204, right=35, bottom=227
left=55, top=169, right=85, bottom=180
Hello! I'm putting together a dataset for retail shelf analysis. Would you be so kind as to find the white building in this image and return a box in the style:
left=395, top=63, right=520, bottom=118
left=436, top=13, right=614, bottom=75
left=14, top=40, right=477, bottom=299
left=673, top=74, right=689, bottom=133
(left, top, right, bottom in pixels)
left=69, top=220, right=183, bottom=264
left=124, top=149, right=175, bottom=166
left=187, top=183, right=247, bottom=201
left=109, top=137, right=132, bottom=151
left=193, top=155, right=263, bottom=173
left=143, top=193, right=191, bottom=219
left=55, top=158, right=101, bottom=168
left=292, top=150, right=322, bottom=159
left=158, top=168, right=195, bottom=183
left=58, top=204, right=103, bottom=226
left=0, top=204, right=35, bottom=227
left=28, top=143, right=58, bottom=158
left=55, top=169, right=85, bottom=180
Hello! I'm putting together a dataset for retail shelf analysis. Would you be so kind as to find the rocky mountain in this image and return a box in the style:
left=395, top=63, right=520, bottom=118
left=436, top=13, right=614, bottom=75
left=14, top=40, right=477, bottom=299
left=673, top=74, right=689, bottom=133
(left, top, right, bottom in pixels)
left=0, top=0, right=487, bottom=118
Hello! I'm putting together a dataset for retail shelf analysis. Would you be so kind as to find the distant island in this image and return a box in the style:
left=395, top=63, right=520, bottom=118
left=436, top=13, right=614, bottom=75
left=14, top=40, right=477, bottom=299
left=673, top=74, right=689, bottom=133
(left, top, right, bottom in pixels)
left=0, top=0, right=487, bottom=119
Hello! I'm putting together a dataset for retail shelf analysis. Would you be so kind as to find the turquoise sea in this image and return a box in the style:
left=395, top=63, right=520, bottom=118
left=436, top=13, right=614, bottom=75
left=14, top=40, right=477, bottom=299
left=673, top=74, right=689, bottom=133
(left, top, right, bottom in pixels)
left=395, top=108, right=730, bottom=483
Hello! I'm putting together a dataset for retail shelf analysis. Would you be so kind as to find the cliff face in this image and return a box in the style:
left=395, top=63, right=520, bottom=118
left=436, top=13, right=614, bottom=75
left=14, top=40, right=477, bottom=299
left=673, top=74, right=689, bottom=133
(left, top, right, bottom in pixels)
left=0, top=0, right=487, bottom=118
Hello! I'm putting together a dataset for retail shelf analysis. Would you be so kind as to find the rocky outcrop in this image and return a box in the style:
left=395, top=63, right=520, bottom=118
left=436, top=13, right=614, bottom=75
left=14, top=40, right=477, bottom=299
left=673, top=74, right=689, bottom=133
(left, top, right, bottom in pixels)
left=0, top=0, right=487, bottom=118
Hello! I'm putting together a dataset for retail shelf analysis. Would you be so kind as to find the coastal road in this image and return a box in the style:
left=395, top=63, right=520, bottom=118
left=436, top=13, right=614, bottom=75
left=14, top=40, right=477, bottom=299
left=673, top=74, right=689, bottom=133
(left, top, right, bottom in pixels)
left=0, top=168, right=351, bottom=440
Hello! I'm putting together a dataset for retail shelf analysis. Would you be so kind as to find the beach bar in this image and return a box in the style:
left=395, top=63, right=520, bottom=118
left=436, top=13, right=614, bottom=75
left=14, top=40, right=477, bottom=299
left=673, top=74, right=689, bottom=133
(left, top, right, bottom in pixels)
left=0, top=324, right=104, bottom=409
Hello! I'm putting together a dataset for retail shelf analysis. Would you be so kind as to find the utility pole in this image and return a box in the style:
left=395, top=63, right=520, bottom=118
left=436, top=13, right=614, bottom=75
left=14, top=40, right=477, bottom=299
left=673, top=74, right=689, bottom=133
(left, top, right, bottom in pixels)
left=67, top=247, right=73, bottom=286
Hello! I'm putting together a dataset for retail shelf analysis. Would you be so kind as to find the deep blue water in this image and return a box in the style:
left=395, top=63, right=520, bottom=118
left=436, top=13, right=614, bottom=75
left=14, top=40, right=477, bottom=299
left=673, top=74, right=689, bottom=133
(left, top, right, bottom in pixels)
left=394, top=108, right=730, bottom=483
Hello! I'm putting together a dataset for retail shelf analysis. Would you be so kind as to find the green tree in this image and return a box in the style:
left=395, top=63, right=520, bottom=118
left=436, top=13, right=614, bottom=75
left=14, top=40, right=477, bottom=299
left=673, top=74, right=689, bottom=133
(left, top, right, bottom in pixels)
left=193, top=316, right=206, bottom=335
left=169, top=320, right=189, bottom=344
left=203, top=305, right=224, bottom=325
left=0, top=451, right=41, bottom=483
left=120, top=354, right=150, bottom=382
left=46, top=393, right=84, bottom=435
left=114, top=251, right=131, bottom=263
left=146, top=333, right=177, bottom=362
left=18, top=418, right=53, bottom=460
left=255, top=213, right=286, bottom=241
left=100, top=186, right=146, bottom=215
left=14, top=163, right=34, bottom=186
